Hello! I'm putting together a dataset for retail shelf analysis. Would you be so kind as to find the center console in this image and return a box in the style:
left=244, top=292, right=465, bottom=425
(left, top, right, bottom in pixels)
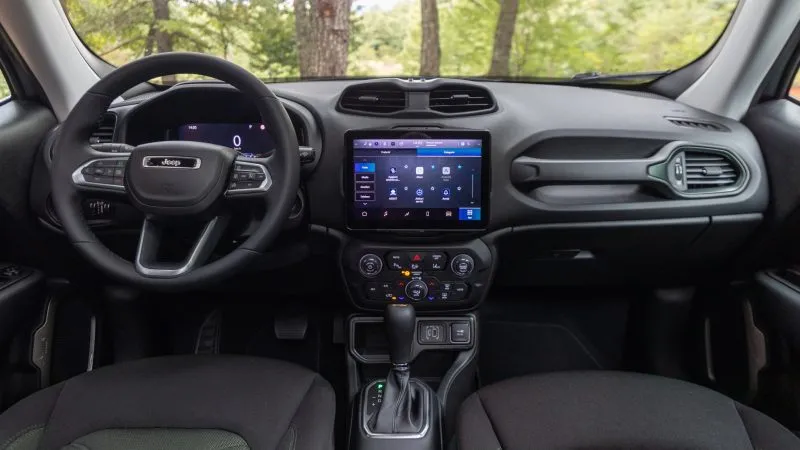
left=341, top=129, right=492, bottom=449
left=341, top=129, right=494, bottom=312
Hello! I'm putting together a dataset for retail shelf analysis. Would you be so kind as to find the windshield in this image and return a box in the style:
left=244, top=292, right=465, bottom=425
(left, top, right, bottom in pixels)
left=63, top=0, right=737, bottom=84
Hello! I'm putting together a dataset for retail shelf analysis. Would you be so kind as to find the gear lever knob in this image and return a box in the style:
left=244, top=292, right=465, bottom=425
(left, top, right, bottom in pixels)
left=385, top=303, right=416, bottom=366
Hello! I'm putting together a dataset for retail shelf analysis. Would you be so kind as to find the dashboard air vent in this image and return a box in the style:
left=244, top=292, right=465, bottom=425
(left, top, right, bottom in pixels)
left=429, top=85, right=495, bottom=114
left=666, top=117, right=728, bottom=132
left=89, top=113, right=117, bottom=144
left=684, top=150, right=741, bottom=191
left=339, top=85, right=407, bottom=114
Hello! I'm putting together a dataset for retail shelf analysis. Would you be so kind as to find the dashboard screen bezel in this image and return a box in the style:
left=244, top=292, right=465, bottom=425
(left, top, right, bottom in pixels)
left=345, top=129, right=491, bottom=231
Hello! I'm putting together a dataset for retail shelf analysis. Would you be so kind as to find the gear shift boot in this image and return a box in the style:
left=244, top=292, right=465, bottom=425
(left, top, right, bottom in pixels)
left=369, top=369, right=427, bottom=434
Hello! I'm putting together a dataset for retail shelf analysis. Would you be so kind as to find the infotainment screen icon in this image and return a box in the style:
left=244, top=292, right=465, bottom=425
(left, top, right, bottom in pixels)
left=345, top=130, right=490, bottom=230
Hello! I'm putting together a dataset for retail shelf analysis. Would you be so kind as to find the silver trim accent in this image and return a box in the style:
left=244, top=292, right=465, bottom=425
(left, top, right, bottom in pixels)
left=134, top=217, right=223, bottom=277
left=87, top=315, right=96, bottom=372
left=142, top=156, right=202, bottom=169
left=71, top=158, right=128, bottom=192
left=438, top=314, right=478, bottom=412
left=358, top=253, right=383, bottom=278
left=450, top=254, right=474, bottom=278
left=32, top=296, right=58, bottom=387
left=225, top=161, right=273, bottom=195
left=360, top=379, right=431, bottom=439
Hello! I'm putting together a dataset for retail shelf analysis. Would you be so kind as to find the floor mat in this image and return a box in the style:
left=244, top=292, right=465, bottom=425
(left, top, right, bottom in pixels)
left=479, top=289, right=630, bottom=385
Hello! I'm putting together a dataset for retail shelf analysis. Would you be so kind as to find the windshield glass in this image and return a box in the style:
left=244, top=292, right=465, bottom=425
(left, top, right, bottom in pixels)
left=63, top=0, right=737, bottom=84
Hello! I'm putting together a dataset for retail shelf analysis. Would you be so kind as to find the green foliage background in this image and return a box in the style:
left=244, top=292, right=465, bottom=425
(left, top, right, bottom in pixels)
left=61, top=0, right=737, bottom=81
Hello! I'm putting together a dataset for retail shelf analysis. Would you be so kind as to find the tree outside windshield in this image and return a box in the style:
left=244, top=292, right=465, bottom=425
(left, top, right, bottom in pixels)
left=62, top=0, right=737, bottom=83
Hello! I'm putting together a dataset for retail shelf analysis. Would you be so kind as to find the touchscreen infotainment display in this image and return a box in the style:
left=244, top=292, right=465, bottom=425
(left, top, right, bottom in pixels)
left=346, top=130, right=490, bottom=230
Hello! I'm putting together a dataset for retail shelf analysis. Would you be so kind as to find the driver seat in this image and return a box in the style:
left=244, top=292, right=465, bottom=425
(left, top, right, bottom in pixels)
left=0, top=355, right=335, bottom=449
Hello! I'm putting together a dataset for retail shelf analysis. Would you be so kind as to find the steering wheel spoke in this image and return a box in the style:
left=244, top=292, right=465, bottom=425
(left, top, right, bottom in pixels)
left=71, top=153, right=130, bottom=194
left=225, top=156, right=274, bottom=198
left=135, top=215, right=230, bottom=278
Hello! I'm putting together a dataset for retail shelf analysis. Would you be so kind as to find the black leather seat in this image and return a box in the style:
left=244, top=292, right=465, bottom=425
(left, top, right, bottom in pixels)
left=458, top=371, right=800, bottom=450
left=0, top=355, right=335, bottom=449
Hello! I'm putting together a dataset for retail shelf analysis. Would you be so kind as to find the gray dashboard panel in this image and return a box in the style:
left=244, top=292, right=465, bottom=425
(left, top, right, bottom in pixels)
left=265, top=80, right=768, bottom=230
left=45, top=79, right=767, bottom=233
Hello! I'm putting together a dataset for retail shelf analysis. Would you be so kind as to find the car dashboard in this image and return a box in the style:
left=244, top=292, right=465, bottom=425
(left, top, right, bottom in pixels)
left=30, top=78, right=768, bottom=310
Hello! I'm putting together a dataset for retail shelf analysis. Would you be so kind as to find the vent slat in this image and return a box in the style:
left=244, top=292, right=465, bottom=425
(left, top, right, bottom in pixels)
left=89, top=113, right=117, bottom=144
left=429, top=85, right=495, bottom=114
left=683, top=150, right=742, bottom=192
left=686, top=179, right=737, bottom=186
left=339, top=85, right=407, bottom=114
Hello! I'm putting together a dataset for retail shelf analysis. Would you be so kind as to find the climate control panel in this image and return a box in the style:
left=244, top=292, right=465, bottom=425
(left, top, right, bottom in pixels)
left=342, top=240, right=494, bottom=310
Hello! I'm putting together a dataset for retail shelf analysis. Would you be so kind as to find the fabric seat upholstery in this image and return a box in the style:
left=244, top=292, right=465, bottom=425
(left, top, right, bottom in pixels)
left=0, top=355, right=335, bottom=450
left=457, top=371, right=800, bottom=450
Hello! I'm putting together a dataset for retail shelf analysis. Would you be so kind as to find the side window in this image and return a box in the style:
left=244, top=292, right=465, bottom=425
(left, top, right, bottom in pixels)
left=791, top=71, right=800, bottom=100
left=0, top=71, right=9, bottom=100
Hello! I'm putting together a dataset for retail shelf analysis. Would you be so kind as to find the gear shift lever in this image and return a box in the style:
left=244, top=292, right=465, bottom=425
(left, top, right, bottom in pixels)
left=385, top=303, right=415, bottom=366
left=371, top=303, right=425, bottom=434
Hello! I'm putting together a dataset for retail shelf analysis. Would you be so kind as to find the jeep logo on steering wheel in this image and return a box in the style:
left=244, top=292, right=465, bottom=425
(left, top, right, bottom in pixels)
left=142, top=156, right=202, bottom=169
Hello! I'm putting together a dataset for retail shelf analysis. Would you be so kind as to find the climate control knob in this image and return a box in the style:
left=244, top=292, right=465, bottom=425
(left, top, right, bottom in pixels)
left=358, top=254, right=383, bottom=277
left=405, top=280, right=428, bottom=302
left=451, top=254, right=475, bottom=278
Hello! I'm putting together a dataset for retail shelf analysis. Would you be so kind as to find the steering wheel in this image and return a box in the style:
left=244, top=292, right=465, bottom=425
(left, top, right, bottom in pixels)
left=51, top=53, right=300, bottom=290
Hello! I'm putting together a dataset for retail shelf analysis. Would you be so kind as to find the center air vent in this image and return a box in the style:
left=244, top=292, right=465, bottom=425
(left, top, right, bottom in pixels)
left=429, top=85, right=495, bottom=114
left=90, top=113, right=117, bottom=144
left=338, top=84, right=407, bottom=114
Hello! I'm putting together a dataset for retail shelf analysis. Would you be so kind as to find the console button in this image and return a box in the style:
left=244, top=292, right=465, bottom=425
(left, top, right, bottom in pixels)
left=439, top=291, right=452, bottom=301
left=386, top=252, right=408, bottom=271
left=359, top=254, right=383, bottom=277
left=450, top=283, right=469, bottom=300
left=364, top=282, right=382, bottom=301
left=426, top=252, right=447, bottom=271
left=440, top=282, right=453, bottom=292
left=418, top=322, right=446, bottom=344
left=451, top=254, right=475, bottom=278
left=423, top=277, right=440, bottom=291
left=405, top=280, right=428, bottom=302
left=408, top=252, right=426, bottom=271
left=451, top=322, right=471, bottom=344
left=409, top=252, right=426, bottom=264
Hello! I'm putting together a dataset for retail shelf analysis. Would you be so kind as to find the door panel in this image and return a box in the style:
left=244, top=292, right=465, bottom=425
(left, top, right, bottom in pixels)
left=0, top=100, right=55, bottom=263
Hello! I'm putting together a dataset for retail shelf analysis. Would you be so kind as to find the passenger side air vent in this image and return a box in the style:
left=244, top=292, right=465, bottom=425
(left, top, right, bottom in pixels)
left=666, top=117, right=729, bottom=132
left=429, top=85, right=495, bottom=114
left=338, top=84, right=407, bottom=114
left=684, top=150, right=742, bottom=191
left=89, top=113, right=117, bottom=144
